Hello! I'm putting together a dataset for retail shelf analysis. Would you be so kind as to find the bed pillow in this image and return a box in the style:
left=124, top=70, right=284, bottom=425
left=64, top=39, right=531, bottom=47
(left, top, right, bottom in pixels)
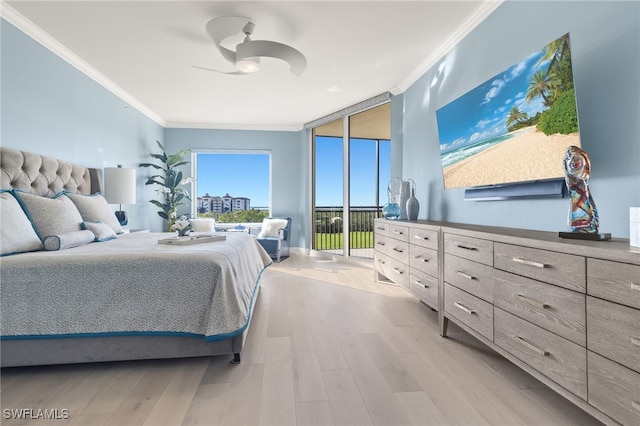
left=43, top=230, right=95, bottom=251
left=65, top=192, right=123, bottom=234
left=189, top=218, right=216, bottom=232
left=0, top=191, right=44, bottom=256
left=12, top=191, right=83, bottom=240
left=258, top=218, right=288, bottom=239
left=82, top=221, right=117, bottom=242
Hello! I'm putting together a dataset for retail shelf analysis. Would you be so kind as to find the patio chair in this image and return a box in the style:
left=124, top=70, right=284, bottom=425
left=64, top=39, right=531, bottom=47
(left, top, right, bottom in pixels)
left=252, top=217, right=291, bottom=262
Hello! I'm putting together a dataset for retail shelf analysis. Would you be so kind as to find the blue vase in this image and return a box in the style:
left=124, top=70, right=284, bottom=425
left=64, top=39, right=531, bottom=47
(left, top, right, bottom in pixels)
left=382, top=203, right=400, bottom=220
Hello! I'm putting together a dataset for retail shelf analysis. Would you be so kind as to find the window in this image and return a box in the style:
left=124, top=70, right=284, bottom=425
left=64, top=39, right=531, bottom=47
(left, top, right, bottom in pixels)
left=193, top=151, right=270, bottom=225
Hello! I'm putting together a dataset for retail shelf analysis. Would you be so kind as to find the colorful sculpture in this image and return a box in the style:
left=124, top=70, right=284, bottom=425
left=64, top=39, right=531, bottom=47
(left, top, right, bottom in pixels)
left=563, top=146, right=599, bottom=233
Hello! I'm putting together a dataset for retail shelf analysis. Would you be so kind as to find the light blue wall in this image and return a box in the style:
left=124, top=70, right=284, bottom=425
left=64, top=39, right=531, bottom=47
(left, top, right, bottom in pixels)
left=401, top=0, right=640, bottom=238
left=164, top=128, right=305, bottom=248
left=1, top=19, right=165, bottom=231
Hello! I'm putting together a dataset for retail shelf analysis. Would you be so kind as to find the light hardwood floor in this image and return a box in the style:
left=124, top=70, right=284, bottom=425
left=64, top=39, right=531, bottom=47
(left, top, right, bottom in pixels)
left=1, top=254, right=603, bottom=426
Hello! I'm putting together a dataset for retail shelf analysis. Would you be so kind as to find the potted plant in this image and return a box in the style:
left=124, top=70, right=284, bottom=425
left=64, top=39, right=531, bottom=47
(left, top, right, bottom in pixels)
left=139, top=141, right=193, bottom=232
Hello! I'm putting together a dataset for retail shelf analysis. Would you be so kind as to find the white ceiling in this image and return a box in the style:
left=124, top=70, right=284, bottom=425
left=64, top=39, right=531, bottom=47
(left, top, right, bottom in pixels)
left=3, top=1, right=502, bottom=131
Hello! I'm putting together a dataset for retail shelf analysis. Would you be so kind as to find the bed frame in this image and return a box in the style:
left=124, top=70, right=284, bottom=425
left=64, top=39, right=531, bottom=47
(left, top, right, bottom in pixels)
left=0, top=147, right=258, bottom=367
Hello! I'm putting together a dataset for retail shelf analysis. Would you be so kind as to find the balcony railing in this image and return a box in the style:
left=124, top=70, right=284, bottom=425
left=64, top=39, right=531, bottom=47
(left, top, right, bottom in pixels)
left=315, top=206, right=383, bottom=257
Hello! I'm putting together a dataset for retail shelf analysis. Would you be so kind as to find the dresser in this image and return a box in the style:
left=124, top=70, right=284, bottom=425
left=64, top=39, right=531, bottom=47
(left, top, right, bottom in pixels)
left=374, top=219, right=440, bottom=311
left=374, top=219, right=640, bottom=425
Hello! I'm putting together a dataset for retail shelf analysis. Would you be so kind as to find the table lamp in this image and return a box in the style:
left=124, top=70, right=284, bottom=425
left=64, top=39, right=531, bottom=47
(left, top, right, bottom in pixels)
left=104, top=165, right=136, bottom=226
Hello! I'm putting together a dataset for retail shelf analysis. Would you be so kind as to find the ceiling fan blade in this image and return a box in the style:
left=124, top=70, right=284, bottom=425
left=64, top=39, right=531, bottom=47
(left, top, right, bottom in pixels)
left=192, top=65, right=248, bottom=76
left=205, top=16, right=250, bottom=64
left=238, top=40, right=307, bottom=76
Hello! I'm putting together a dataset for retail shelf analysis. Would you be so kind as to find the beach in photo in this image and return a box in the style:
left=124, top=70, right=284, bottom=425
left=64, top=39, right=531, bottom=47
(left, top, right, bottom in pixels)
left=443, top=126, right=579, bottom=188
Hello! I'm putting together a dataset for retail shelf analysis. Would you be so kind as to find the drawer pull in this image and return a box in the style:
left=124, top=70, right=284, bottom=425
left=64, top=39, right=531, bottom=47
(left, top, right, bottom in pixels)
left=456, top=271, right=476, bottom=280
left=632, top=401, right=640, bottom=413
left=512, top=257, right=547, bottom=268
left=631, top=283, right=640, bottom=291
left=393, top=247, right=404, bottom=253
left=515, top=336, right=549, bottom=356
left=414, top=235, right=430, bottom=241
left=376, top=226, right=387, bottom=231
left=455, top=243, right=477, bottom=251
left=392, top=268, right=403, bottom=275
left=393, top=230, right=405, bottom=235
left=454, top=302, right=476, bottom=315
left=516, top=294, right=549, bottom=310
left=415, top=255, right=430, bottom=263
left=415, top=280, right=429, bottom=289
left=377, top=241, right=386, bottom=246
left=632, top=337, right=640, bottom=347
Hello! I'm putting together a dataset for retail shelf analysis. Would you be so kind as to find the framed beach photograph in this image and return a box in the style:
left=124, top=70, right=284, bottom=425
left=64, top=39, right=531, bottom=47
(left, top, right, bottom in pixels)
left=436, top=33, right=581, bottom=190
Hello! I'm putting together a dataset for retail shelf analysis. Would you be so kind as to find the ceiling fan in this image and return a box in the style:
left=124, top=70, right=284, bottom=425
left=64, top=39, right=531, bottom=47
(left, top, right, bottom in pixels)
left=195, top=16, right=307, bottom=76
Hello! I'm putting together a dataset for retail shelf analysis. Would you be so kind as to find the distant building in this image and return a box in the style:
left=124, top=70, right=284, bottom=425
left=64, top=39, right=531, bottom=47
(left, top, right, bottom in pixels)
left=198, top=193, right=250, bottom=213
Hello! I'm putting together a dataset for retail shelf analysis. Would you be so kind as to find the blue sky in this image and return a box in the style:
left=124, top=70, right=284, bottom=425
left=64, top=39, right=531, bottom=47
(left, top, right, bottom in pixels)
left=196, top=138, right=390, bottom=208
left=436, top=48, right=549, bottom=154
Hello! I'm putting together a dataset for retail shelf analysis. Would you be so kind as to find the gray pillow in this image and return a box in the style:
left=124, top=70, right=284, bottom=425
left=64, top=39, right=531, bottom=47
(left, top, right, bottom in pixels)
left=12, top=191, right=83, bottom=240
left=82, top=221, right=117, bottom=242
left=65, top=192, right=123, bottom=234
left=43, top=230, right=95, bottom=251
left=0, top=191, right=43, bottom=256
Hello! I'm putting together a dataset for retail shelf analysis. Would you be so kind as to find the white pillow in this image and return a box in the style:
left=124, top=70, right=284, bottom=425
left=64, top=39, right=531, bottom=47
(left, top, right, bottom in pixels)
left=0, top=191, right=43, bottom=255
left=189, top=218, right=216, bottom=232
left=12, top=191, right=83, bottom=240
left=43, top=230, right=95, bottom=251
left=65, top=192, right=123, bottom=234
left=258, top=218, right=288, bottom=239
left=82, top=221, right=117, bottom=242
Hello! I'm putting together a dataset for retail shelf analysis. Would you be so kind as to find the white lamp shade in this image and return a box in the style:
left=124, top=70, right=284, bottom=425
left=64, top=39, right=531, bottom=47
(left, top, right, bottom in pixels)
left=104, top=167, right=136, bottom=205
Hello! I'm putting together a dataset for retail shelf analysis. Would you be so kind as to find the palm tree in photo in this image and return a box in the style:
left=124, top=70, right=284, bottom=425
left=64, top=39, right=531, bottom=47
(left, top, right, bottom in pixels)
left=506, top=106, right=529, bottom=128
left=525, top=70, right=560, bottom=107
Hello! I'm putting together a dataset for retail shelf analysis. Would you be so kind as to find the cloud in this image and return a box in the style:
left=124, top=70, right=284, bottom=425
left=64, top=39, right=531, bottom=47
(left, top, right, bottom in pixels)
left=510, top=60, right=527, bottom=80
left=482, top=79, right=505, bottom=104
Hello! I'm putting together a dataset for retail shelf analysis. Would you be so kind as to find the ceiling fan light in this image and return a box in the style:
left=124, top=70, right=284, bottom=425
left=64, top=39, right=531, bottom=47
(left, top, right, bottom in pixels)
left=236, top=57, right=261, bottom=73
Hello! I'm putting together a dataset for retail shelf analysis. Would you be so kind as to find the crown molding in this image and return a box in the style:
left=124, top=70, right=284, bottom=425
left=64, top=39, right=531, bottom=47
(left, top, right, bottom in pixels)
left=1, top=1, right=166, bottom=127
left=390, top=0, right=504, bottom=95
left=166, top=121, right=303, bottom=132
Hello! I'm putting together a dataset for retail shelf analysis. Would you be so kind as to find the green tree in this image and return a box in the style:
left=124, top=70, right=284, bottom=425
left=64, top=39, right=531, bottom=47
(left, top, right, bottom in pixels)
left=526, top=70, right=560, bottom=107
left=505, top=106, right=529, bottom=128
left=537, top=88, right=579, bottom=135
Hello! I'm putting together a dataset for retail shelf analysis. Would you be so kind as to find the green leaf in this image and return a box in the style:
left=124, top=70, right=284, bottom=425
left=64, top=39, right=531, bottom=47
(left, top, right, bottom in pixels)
left=139, top=163, right=163, bottom=169
left=158, top=211, right=169, bottom=220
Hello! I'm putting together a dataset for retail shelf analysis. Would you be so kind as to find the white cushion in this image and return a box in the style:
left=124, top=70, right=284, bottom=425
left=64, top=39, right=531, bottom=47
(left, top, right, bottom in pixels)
left=12, top=191, right=83, bottom=240
left=82, top=221, right=117, bottom=242
left=65, top=192, right=123, bottom=234
left=189, top=218, right=216, bottom=232
left=258, top=218, right=288, bottom=239
left=43, top=230, right=95, bottom=251
left=0, top=191, right=43, bottom=255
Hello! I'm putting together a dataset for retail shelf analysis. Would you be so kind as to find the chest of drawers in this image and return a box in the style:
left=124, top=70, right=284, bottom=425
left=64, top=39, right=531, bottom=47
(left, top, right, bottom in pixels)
left=374, top=219, right=639, bottom=425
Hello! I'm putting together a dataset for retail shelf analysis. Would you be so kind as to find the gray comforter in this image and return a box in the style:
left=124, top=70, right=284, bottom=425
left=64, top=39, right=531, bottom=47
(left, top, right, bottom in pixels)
left=0, top=232, right=272, bottom=341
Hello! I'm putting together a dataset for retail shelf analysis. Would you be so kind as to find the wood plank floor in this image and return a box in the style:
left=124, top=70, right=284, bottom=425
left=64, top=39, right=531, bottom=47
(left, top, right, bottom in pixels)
left=1, top=254, right=603, bottom=426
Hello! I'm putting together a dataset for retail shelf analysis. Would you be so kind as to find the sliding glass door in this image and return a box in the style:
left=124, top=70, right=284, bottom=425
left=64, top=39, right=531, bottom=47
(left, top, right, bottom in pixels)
left=312, top=103, right=390, bottom=259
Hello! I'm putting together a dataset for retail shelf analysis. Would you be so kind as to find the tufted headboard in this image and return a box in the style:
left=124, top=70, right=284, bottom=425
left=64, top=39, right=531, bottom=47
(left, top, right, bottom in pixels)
left=0, top=147, right=102, bottom=196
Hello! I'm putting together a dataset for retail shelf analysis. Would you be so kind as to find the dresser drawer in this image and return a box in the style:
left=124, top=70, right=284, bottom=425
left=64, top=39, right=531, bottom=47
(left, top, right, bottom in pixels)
left=388, top=223, right=409, bottom=242
left=375, top=235, right=409, bottom=264
left=375, top=252, right=409, bottom=288
left=587, top=258, right=640, bottom=309
left=444, top=283, right=493, bottom=341
left=408, top=227, right=438, bottom=250
left=588, top=351, right=640, bottom=426
left=444, top=254, right=494, bottom=303
left=587, top=296, right=639, bottom=373
left=494, top=270, right=586, bottom=346
left=409, top=245, right=438, bottom=277
left=494, top=243, right=586, bottom=293
left=494, top=308, right=587, bottom=400
left=410, top=268, right=438, bottom=309
left=444, top=233, right=493, bottom=266
left=374, top=220, right=390, bottom=237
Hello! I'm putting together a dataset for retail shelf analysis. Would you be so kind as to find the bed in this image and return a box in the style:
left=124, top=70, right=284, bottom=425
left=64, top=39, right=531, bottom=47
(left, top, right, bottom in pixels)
left=0, top=147, right=272, bottom=367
